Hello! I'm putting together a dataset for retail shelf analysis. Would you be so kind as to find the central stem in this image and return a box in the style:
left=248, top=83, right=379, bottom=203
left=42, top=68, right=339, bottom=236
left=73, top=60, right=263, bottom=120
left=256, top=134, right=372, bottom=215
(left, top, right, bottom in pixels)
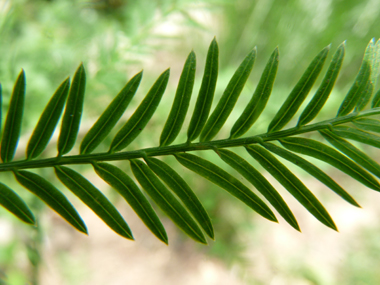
left=0, top=108, right=379, bottom=172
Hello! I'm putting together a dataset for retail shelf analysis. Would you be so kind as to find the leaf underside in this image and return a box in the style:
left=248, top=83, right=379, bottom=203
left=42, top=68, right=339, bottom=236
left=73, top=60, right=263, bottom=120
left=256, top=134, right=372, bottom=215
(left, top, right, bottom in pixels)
left=1, top=38, right=380, bottom=244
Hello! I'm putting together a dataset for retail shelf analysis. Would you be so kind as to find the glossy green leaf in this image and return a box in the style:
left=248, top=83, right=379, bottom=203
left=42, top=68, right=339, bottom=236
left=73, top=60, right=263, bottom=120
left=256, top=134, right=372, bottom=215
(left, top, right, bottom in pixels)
left=27, top=77, right=70, bottom=159
left=337, top=60, right=371, bottom=116
left=320, top=129, right=380, bottom=179
left=280, top=137, right=380, bottom=191
left=200, top=48, right=257, bottom=142
left=145, top=157, right=214, bottom=239
left=1, top=70, right=26, bottom=163
left=0, top=182, right=35, bottom=225
left=175, top=152, right=277, bottom=222
left=230, top=47, right=279, bottom=139
left=371, top=39, right=380, bottom=88
left=187, top=38, right=219, bottom=142
left=371, top=89, right=380, bottom=107
left=130, top=159, right=206, bottom=244
left=355, top=39, right=375, bottom=111
left=245, top=144, right=337, bottom=230
left=80, top=72, right=143, bottom=154
left=109, top=69, right=170, bottom=153
left=298, top=42, right=345, bottom=126
left=93, top=162, right=167, bottom=244
left=216, top=149, right=299, bottom=231
left=331, top=125, right=380, bottom=149
left=160, top=51, right=196, bottom=146
left=261, top=141, right=359, bottom=207
left=54, top=166, right=133, bottom=239
left=58, top=63, right=86, bottom=156
left=14, top=170, right=87, bottom=233
left=353, top=117, right=380, bottom=133
left=268, top=45, right=330, bottom=133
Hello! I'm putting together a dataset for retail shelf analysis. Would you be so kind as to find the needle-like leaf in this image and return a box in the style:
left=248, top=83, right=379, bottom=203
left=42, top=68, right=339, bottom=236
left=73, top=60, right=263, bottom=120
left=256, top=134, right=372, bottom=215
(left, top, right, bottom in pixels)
left=320, top=129, right=380, bottom=179
left=160, top=51, right=196, bottom=146
left=298, top=42, right=345, bottom=126
left=58, top=64, right=86, bottom=156
left=109, top=69, right=170, bottom=153
left=0, top=182, right=35, bottom=225
left=145, top=157, right=214, bottom=239
left=331, top=125, right=380, bottom=149
left=280, top=137, right=380, bottom=191
left=246, top=145, right=337, bottom=230
left=268, top=45, right=330, bottom=133
left=54, top=166, right=133, bottom=239
left=14, top=170, right=87, bottom=233
left=1, top=70, right=26, bottom=162
left=337, top=60, right=371, bottom=116
left=187, top=38, right=219, bottom=142
left=355, top=39, right=375, bottom=111
left=371, top=89, right=380, bottom=107
left=93, top=162, right=167, bottom=244
left=353, top=118, right=380, bottom=133
left=200, top=48, right=256, bottom=142
left=230, top=47, right=279, bottom=138
left=80, top=72, right=143, bottom=154
left=175, top=152, right=277, bottom=222
left=130, top=159, right=207, bottom=244
left=27, top=77, right=70, bottom=159
left=261, top=141, right=359, bottom=207
left=216, top=149, right=299, bottom=231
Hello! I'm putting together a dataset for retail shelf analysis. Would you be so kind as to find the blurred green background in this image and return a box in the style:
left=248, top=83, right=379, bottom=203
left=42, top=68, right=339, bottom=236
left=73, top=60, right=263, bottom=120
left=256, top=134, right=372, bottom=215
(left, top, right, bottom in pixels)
left=0, top=0, right=380, bottom=284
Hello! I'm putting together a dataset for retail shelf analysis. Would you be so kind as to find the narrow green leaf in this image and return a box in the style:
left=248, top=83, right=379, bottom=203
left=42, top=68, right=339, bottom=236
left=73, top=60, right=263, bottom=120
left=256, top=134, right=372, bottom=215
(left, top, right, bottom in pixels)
left=331, top=125, right=380, bottom=149
left=0, top=182, right=35, bottom=225
left=200, top=48, right=257, bottom=142
left=298, top=42, right=345, bottom=126
left=356, top=81, right=374, bottom=111
left=320, top=129, right=380, bottom=180
left=268, top=45, right=330, bottom=133
left=160, top=51, right=196, bottom=146
left=187, top=38, right=219, bottom=142
left=245, top=145, right=337, bottom=230
left=145, top=157, right=214, bottom=239
left=54, top=166, right=133, bottom=239
left=230, top=47, right=279, bottom=139
left=58, top=63, right=86, bottom=156
left=261, top=141, right=359, bottom=207
left=337, top=60, right=371, bottom=116
left=372, top=39, right=380, bottom=89
left=175, top=153, right=277, bottom=222
left=109, top=69, right=170, bottom=153
left=371, top=89, right=380, bottom=107
left=93, top=162, right=167, bottom=244
left=355, top=39, right=376, bottom=111
left=280, top=137, right=380, bottom=191
left=1, top=70, right=26, bottom=162
left=353, top=117, right=380, bottom=133
left=216, top=149, right=299, bottom=231
left=80, top=72, right=143, bottom=154
left=130, top=159, right=207, bottom=244
left=27, top=77, right=70, bottom=159
left=14, top=170, right=87, bottom=233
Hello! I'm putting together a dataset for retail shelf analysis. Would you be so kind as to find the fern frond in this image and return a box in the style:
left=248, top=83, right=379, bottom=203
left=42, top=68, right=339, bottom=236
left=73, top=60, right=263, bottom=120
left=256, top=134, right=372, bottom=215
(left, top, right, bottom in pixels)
left=1, top=38, right=380, bottom=244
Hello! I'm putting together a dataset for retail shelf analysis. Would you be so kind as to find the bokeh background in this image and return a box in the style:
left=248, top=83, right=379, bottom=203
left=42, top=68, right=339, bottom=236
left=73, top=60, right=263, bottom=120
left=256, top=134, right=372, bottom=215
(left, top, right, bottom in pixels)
left=1, top=0, right=380, bottom=284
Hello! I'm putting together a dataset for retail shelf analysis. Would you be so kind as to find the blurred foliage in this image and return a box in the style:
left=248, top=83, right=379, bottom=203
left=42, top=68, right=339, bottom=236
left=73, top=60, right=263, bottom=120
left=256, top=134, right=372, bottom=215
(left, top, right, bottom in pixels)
left=0, top=0, right=380, bottom=284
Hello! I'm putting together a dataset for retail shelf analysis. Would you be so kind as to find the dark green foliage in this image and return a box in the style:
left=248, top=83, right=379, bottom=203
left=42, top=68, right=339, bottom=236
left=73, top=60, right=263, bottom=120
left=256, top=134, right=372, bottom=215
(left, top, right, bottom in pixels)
left=1, top=38, right=380, bottom=243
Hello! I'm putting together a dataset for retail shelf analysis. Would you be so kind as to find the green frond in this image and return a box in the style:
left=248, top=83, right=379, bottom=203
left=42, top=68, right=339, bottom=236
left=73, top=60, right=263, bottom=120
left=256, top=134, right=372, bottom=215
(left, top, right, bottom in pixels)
left=1, top=38, right=380, bottom=244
